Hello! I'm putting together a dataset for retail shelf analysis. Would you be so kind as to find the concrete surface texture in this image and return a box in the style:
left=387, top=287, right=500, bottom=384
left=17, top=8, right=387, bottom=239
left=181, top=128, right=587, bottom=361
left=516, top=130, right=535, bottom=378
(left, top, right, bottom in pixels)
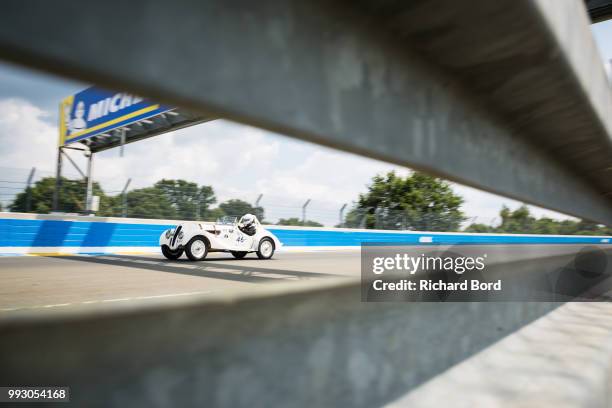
left=0, top=278, right=560, bottom=407
left=388, top=301, right=612, bottom=408
left=1, top=0, right=612, bottom=223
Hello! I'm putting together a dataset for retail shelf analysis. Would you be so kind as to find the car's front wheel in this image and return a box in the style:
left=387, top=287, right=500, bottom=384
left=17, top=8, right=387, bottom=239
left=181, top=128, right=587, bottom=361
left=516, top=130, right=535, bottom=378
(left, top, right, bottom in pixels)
left=231, top=251, right=248, bottom=259
left=185, top=237, right=208, bottom=261
left=256, top=238, right=275, bottom=259
left=161, top=245, right=183, bottom=260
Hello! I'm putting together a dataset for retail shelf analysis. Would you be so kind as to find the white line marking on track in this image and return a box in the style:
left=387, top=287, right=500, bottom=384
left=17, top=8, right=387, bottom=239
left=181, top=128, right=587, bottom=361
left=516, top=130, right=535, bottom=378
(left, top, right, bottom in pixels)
left=0, top=291, right=215, bottom=312
left=43, top=303, right=70, bottom=308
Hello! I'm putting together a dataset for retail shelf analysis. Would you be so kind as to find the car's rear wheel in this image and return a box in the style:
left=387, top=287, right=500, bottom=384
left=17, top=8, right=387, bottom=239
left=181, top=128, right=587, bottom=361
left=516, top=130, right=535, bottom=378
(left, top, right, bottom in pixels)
left=231, top=251, right=248, bottom=259
left=161, top=245, right=183, bottom=260
left=186, top=237, right=208, bottom=261
left=256, top=238, right=275, bottom=259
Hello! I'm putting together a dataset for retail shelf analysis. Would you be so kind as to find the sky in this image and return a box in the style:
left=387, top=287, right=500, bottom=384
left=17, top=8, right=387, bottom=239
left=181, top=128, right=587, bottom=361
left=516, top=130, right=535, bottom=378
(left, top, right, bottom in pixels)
left=0, top=20, right=611, bottom=226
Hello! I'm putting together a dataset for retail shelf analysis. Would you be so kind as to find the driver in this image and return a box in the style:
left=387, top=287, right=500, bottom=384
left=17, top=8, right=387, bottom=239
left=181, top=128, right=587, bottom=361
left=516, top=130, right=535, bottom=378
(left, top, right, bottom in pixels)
left=238, top=214, right=257, bottom=236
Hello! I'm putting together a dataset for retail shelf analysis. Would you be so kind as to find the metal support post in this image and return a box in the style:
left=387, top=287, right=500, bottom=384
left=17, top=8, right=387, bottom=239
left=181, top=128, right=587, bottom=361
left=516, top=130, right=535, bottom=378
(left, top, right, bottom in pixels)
left=61, top=150, right=86, bottom=178
left=52, top=147, right=63, bottom=212
left=120, top=128, right=126, bottom=157
left=121, top=178, right=131, bottom=218
left=84, top=151, right=94, bottom=214
left=25, top=167, right=36, bottom=212
left=302, top=199, right=311, bottom=224
left=339, top=203, right=347, bottom=227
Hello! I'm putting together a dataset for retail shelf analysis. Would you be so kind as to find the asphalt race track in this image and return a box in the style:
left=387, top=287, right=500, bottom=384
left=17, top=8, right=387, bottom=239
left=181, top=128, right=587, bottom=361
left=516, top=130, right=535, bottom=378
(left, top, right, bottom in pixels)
left=0, top=251, right=360, bottom=313
left=1, top=244, right=611, bottom=313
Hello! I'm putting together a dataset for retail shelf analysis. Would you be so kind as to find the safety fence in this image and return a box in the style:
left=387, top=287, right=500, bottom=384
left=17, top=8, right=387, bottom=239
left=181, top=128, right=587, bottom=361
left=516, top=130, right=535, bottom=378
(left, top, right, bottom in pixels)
left=0, top=167, right=495, bottom=230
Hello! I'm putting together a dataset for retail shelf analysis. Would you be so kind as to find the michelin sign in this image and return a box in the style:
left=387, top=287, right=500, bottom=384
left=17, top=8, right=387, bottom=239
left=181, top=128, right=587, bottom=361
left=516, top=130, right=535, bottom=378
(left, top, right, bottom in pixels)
left=59, top=86, right=171, bottom=146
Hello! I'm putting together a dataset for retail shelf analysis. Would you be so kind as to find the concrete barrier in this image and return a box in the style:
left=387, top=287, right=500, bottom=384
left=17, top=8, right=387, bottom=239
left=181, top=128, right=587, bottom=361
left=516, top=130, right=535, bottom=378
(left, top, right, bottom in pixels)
left=388, top=301, right=612, bottom=407
left=0, top=213, right=171, bottom=255
left=0, top=277, right=562, bottom=408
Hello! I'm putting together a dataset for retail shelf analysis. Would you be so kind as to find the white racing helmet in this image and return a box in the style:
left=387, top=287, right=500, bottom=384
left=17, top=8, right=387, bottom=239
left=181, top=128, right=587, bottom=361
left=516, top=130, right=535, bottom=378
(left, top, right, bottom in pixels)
left=239, top=213, right=257, bottom=227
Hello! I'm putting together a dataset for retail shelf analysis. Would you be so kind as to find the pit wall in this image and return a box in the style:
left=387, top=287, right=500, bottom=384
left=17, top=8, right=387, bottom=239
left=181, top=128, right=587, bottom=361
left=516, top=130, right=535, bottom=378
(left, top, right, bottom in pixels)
left=0, top=212, right=610, bottom=255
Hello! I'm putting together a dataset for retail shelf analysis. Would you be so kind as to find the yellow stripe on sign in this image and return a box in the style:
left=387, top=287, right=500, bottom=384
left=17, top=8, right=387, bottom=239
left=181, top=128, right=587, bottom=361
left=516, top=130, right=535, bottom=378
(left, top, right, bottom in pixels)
left=65, top=104, right=161, bottom=142
left=58, top=95, right=74, bottom=146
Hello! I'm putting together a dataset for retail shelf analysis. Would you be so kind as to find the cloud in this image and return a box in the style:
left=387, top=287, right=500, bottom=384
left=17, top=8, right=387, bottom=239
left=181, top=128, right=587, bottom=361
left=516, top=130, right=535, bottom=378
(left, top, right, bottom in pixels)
left=0, top=98, right=58, bottom=172
left=0, top=98, right=573, bottom=226
left=96, top=120, right=407, bottom=224
left=252, top=148, right=409, bottom=215
left=94, top=120, right=282, bottom=194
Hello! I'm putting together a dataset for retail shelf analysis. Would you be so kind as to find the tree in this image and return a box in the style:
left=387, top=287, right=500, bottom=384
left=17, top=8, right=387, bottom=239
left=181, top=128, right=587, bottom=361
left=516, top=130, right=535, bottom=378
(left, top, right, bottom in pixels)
left=340, top=207, right=367, bottom=228
left=154, top=179, right=216, bottom=220
left=572, top=220, right=606, bottom=235
left=123, top=187, right=177, bottom=219
left=345, top=171, right=465, bottom=231
left=464, top=223, right=494, bottom=233
left=464, top=205, right=612, bottom=235
left=497, top=205, right=535, bottom=233
left=219, top=199, right=264, bottom=220
left=206, top=207, right=226, bottom=222
left=277, top=217, right=323, bottom=227
left=531, top=217, right=560, bottom=235
left=10, top=177, right=111, bottom=214
left=9, top=176, right=221, bottom=221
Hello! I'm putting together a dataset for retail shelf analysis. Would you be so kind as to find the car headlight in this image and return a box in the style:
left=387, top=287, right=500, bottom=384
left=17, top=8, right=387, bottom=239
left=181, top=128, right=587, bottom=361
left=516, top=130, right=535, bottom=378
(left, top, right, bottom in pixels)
left=177, top=231, right=184, bottom=241
left=165, top=229, right=173, bottom=239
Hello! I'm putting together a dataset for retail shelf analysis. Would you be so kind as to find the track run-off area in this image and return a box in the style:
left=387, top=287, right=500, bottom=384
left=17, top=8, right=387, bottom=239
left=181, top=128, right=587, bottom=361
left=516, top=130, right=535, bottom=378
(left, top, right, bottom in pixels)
left=1, top=243, right=611, bottom=313
left=0, top=251, right=360, bottom=313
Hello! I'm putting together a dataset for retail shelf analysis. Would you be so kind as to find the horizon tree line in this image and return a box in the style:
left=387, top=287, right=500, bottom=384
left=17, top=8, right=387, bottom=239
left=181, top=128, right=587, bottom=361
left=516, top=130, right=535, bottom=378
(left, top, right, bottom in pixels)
left=7, top=173, right=612, bottom=234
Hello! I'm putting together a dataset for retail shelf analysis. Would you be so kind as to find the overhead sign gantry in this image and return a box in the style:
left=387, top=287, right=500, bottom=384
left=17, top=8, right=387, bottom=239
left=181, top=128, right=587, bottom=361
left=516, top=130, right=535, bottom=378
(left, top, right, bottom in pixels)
left=53, top=86, right=212, bottom=213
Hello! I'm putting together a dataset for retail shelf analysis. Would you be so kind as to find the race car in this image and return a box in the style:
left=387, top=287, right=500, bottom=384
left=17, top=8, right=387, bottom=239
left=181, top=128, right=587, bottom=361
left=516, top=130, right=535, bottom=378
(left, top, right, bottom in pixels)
left=159, top=214, right=281, bottom=261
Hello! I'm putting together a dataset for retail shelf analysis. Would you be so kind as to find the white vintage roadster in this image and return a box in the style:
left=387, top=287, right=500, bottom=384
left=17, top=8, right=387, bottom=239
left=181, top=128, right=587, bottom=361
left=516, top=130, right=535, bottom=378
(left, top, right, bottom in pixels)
left=159, top=214, right=281, bottom=261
